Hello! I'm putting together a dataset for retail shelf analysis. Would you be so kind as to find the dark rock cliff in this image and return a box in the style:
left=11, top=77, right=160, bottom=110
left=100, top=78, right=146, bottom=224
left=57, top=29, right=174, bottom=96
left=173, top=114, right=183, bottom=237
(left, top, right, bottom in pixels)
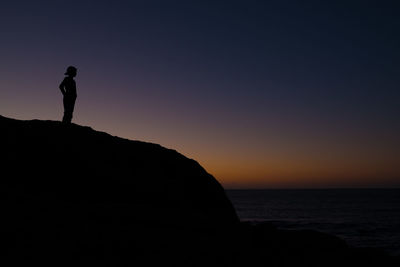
left=0, top=115, right=238, bottom=265
left=1, top=115, right=398, bottom=267
left=0, top=115, right=238, bottom=225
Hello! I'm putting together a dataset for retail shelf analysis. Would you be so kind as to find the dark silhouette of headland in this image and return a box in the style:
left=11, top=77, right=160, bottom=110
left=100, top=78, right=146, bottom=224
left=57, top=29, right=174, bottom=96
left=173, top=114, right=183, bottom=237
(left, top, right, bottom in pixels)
left=0, top=115, right=398, bottom=266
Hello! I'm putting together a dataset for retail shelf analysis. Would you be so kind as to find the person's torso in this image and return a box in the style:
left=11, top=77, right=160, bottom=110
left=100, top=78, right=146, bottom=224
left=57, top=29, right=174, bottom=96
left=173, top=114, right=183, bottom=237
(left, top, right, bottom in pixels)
left=64, top=77, right=77, bottom=97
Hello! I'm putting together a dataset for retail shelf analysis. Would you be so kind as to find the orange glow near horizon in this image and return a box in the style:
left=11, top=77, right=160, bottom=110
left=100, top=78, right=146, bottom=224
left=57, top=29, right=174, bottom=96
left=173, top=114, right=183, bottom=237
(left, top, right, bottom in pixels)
left=198, top=153, right=400, bottom=189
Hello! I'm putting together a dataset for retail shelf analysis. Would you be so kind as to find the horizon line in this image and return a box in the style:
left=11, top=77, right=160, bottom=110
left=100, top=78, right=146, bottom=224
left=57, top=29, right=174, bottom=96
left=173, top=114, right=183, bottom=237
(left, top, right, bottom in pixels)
left=225, top=186, right=400, bottom=190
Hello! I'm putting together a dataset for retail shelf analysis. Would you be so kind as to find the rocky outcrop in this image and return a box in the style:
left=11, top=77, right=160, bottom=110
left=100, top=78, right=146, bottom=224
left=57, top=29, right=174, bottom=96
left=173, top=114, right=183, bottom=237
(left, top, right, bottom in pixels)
left=1, top=115, right=397, bottom=266
left=0, top=115, right=238, bottom=225
left=0, top=115, right=238, bottom=264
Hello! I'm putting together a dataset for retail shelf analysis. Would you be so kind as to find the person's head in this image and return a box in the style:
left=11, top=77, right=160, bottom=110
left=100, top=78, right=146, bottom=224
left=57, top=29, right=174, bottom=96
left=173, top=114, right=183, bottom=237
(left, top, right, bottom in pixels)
left=64, top=66, right=77, bottom=77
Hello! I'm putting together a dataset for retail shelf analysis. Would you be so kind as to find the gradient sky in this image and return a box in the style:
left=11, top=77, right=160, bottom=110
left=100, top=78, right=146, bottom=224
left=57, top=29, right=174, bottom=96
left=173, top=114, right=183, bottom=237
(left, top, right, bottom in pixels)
left=1, top=0, right=399, bottom=188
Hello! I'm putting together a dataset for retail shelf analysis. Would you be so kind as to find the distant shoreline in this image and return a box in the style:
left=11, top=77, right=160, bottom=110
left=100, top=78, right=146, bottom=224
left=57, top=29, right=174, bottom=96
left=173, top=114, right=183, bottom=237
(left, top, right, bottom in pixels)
left=227, top=189, right=400, bottom=256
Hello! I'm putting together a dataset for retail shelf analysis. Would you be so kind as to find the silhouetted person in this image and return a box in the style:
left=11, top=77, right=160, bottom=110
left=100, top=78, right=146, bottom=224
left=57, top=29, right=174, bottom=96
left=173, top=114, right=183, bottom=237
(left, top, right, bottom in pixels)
left=59, top=66, right=77, bottom=124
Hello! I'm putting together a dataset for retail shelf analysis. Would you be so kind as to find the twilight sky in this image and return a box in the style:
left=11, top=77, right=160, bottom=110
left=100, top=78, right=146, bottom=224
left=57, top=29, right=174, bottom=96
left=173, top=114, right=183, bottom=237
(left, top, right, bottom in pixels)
left=1, top=0, right=399, bottom=188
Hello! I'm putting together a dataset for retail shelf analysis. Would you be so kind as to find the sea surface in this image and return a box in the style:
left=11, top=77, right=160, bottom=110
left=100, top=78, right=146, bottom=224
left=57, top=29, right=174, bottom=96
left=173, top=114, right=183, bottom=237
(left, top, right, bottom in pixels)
left=226, top=189, right=400, bottom=255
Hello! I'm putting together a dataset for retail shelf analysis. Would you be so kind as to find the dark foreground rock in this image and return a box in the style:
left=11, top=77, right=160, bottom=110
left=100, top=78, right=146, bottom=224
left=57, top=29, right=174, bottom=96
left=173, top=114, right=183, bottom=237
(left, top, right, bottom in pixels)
left=0, top=115, right=398, bottom=266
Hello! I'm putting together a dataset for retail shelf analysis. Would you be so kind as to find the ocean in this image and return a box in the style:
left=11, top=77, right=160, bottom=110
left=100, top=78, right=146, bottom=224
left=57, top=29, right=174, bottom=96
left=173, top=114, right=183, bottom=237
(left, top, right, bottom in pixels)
left=226, top=189, right=400, bottom=256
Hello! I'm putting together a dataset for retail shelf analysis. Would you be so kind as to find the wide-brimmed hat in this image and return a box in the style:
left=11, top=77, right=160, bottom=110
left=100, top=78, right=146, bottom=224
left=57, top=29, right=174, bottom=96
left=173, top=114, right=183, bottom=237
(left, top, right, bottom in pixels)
left=64, top=66, right=77, bottom=75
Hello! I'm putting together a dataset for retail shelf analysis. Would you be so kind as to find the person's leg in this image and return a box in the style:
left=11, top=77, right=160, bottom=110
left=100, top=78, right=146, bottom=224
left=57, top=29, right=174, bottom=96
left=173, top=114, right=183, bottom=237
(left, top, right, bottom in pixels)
left=62, top=97, right=69, bottom=123
left=69, top=98, right=76, bottom=122
left=62, top=97, right=75, bottom=123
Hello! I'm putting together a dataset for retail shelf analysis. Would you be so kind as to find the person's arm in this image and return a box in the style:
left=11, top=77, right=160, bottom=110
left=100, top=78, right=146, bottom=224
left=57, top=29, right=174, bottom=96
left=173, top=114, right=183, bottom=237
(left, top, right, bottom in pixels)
left=59, top=78, right=66, bottom=95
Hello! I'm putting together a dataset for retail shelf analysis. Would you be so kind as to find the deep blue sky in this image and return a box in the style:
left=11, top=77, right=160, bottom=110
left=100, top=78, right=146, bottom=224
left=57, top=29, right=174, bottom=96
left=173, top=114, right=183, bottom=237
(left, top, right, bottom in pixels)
left=1, top=0, right=399, bottom=187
